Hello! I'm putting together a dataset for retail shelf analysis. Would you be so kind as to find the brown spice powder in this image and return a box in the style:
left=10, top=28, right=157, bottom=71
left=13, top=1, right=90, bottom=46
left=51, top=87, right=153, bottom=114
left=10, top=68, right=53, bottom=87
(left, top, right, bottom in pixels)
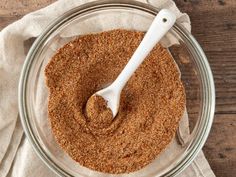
left=45, top=29, right=186, bottom=174
left=85, top=95, right=113, bottom=130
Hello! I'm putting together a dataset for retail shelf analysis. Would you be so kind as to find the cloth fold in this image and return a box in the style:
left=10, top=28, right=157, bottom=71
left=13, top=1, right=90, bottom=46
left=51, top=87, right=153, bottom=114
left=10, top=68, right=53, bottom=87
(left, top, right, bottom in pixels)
left=0, top=0, right=215, bottom=177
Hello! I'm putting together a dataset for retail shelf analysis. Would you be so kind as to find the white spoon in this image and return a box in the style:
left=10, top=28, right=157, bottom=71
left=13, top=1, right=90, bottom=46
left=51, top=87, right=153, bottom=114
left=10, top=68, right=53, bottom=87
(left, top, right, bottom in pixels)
left=94, top=9, right=176, bottom=117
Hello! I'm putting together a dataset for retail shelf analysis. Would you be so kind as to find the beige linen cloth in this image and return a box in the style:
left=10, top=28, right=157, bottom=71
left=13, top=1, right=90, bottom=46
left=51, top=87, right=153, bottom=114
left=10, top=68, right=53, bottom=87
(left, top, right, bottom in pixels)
left=0, top=0, right=215, bottom=176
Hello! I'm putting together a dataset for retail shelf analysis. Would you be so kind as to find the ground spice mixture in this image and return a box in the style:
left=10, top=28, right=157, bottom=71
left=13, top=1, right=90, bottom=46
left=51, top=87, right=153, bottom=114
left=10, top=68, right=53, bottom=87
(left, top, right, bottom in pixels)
left=85, top=95, right=113, bottom=130
left=45, top=29, right=186, bottom=174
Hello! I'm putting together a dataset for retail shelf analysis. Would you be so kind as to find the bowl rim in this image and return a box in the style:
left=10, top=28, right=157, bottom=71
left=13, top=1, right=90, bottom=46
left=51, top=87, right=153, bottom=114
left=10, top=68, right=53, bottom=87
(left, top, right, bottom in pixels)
left=18, top=0, right=215, bottom=176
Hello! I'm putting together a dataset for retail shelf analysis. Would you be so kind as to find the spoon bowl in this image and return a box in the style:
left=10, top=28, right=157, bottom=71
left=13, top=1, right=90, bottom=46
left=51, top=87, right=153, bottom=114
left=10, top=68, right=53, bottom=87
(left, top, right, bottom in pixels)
left=95, top=84, right=120, bottom=117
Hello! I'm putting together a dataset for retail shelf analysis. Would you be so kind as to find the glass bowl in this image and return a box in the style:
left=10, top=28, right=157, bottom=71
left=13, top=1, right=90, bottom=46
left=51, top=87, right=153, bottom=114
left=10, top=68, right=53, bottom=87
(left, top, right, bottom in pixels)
left=18, top=0, right=215, bottom=176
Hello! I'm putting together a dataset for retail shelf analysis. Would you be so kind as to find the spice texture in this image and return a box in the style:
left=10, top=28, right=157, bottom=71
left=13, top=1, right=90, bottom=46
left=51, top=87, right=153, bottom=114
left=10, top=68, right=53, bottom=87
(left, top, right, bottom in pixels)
left=85, top=95, right=113, bottom=130
left=45, top=29, right=186, bottom=174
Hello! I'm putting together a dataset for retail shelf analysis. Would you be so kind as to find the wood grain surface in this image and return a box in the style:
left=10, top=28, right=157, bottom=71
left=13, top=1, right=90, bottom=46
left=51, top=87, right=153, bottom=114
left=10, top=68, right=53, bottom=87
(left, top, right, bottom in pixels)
left=0, top=0, right=236, bottom=177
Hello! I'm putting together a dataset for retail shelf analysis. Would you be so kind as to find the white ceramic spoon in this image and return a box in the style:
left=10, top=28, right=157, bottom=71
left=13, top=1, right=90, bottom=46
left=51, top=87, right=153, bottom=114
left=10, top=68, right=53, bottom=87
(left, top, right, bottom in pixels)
left=94, top=9, right=176, bottom=117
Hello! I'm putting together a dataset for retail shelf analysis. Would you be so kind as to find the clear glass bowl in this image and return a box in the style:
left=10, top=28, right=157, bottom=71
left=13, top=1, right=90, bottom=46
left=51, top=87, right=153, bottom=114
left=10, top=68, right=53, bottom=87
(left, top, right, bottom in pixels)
left=18, top=1, right=215, bottom=176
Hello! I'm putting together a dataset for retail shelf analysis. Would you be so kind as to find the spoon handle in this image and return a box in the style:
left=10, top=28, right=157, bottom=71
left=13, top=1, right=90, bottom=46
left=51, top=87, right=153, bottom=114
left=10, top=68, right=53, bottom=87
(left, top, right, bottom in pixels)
left=112, top=9, right=176, bottom=91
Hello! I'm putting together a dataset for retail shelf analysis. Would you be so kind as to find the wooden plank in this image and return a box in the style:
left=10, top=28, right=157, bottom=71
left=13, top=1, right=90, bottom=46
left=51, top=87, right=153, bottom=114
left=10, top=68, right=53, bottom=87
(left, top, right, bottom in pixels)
left=0, top=0, right=56, bottom=30
left=175, top=1, right=236, bottom=177
left=0, top=15, right=23, bottom=30
left=0, top=0, right=56, bottom=15
left=203, top=114, right=236, bottom=177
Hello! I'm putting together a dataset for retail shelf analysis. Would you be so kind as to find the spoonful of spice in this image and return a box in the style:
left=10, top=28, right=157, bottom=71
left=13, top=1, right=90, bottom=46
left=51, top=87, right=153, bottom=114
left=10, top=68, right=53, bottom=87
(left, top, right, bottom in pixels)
left=86, top=9, right=176, bottom=118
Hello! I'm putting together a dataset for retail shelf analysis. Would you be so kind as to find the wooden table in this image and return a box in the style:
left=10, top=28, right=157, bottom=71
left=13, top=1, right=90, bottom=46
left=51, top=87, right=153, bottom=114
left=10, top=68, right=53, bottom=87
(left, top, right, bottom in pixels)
left=0, top=0, right=235, bottom=176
